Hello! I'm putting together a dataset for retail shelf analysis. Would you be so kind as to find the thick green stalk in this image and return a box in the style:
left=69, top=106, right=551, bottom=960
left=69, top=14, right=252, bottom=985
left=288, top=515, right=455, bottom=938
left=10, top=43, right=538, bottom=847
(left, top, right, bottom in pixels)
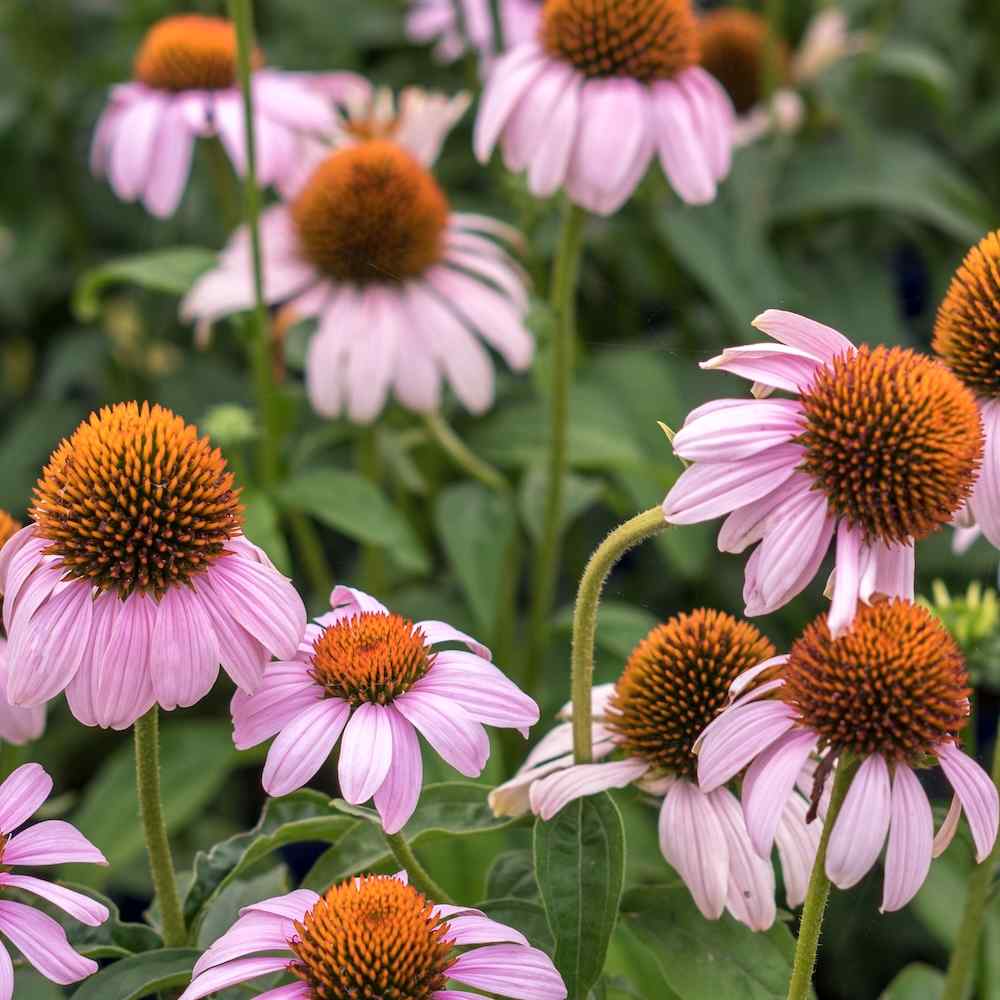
left=526, top=202, right=587, bottom=695
left=284, top=510, right=334, bottom=601
left=134, top=708, right=187, bottom=948
left=941, top=735, right=1000, bottom=1000
left=570, top=508, right=666, bottom=761
left=423, top=411, right=509, bottom=494
left=382, top=829, right=455, bottom=904
left=228, top=0, right=281, bottom=486
left=786, top=755, right=860, bottom=1000
left=357, top=428, right=387, bottom=595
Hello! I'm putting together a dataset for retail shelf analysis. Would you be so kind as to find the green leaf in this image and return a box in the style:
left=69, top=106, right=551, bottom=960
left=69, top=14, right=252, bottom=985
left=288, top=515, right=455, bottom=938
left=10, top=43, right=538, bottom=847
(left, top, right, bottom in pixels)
left=620, top=886, right=797, bottom=999
left=435, top=482, right=517, bottom=635
left=73, top=248, right=216, bottom=322
left=241, top=490, right=292, bottom=575
left=534, top=792, right=626, bottom=1000
left=70, top=948, right=201, bottom=1000
left=478, top=897, right=555, bottom=955
left=519, top=464, right=605, bottom=542
left=196, top=865, right=292, bottom=948
left=276, top=467, right=429, bottom=574
left=184, top=789, right=356, bottom=930
left=486, top=849, right=539, bottom=900
left=303, top=781, right=523, bottom=890
left=66, top=721, right=241, bottom=889
left=880, top=963, right=944, bottom=1000
left=63, top=885, right=161, bottom=959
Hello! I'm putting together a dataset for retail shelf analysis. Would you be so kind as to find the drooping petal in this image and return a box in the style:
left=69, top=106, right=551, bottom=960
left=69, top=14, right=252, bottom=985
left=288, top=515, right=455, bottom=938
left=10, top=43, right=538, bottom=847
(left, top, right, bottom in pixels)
left=968, top=399, right=1000, bottom=547
left=230, top=661, right=320, bottom=750
left=774, top=792, right=820, bottom=909
left=178, top=956, right=293, bottom=1000
left=529, top=758, right=649, bottom=821
left=933, top=794, right=963, bottom=859
left=672, top=399, right=803, bottom=463
left=701, top=343, right=822, bottom=394
left=696, top=701, right=797, bottom=792
left=937, top=741, right=1000, bottom=862
left=394, top=690, right=489, bottom=777
left=108, top=91, right=166, bottom=201
left=880, top=763, right=933, bottom=912
left=143, top=99, right=196, bottom=218
left=0, top=875, right=108, bottom=926
left=0, top=763, right=51, bottom=834
left=262, top=699, right=351, bottom=797
left=751, top=309, right=854, bottom=363
left=373, top=707, right=423, bottom=834
left=650, top=79, right=716, bottom=205
left=0, top=900, right=97, bottom=985
left=827, top=521, right=866, bottom=638
left=3, top=820, right=106, bottom=867
left=416, top=620, right=491, bottom=659
left=338, top=703, right=394, bottom=804
left=149, top=586, right=221, bottom=710
left=825, top=754, right=891, bottom=889
left=448, top=943, right=567, bottom=999
left=474, top=44, right=550, bottom=161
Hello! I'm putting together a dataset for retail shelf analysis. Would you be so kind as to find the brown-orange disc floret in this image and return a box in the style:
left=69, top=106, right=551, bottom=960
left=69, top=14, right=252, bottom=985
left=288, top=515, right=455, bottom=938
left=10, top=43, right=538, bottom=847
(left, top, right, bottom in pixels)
left=291, top=141, right=449, bottom=285
left=607, top=609, right=775, bottom=779
left=0, top=510, right=20, bottom=554
left=290, top=875, right=455, bottom=1000
left=784, top=599, right=970, bottom=761
left=933, top=229, right=1000, bottom=399
left=31, top=402, right=242, bottom=600
left=540, top=0, right=700, bottom=82
left=797, top=345, right=982, bottom=545
left=310, top=612, right=433, bottom=707
left=697, top=9, right=789, bottom=113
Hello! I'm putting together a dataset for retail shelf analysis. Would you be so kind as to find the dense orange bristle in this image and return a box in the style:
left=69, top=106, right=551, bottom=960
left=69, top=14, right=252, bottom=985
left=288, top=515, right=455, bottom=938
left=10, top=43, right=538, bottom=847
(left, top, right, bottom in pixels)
left=784, top=599, right=969, bottom=761
left=133, top=15, right=262, bottom=92
left=0, top=511, right=19, bottom=554
left=698, top=8, right=788, bottom=113
left=310, top=612, right=433, bottom=707
left=933, top=230, right=1000, bottom=399
left=291, top=875, right=454, bottom=1000
left=291, top=141, right=448, bottom=284
left=608, top=609, right=775, bottom=778
left=540, top=0, right=700, bottom=82
left=797, top=345, right=982, bottom=545
left=31, top=402, right=242, bottom=600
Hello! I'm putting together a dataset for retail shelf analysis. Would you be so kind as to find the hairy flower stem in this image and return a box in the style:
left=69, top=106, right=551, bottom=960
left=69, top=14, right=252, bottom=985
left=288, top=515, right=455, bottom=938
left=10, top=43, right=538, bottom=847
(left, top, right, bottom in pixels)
left=527, top=202, right=587, bottom=697
left=786, top=755, right=860, bottom=1000
left=941, top=734, right=1000, bottom=1000
left=228, top=0, right=281, bottom=487
left=134, top=708, right=187, bottom=948
left=382, top=829, right=455, bottom=904
left=570, top=507, right=666, bottom=761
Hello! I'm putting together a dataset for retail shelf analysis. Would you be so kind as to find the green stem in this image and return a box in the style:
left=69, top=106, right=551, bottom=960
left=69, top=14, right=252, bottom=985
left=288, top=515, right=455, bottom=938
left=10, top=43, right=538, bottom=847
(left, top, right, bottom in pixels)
left=284, top=510, right=334, bottom=601
left=357, top=428, right=387, bottom=595
left=786, top=755, right=860, bottom=1000
left=228, top=0, right=281, bottom=487
left=487, top=0, right=504, bottom=53
left=942, top=735, right=1000, bottom=1000
left=202, top=138, right=241, bottom=232
left=424, top=412, right=509, bottom=495
left=570, top=507, right=666, bottom=761
left=527, top=202, right=587, bottom=696
left=763, top=0, right=785, bottom=100
left=134, top=708, right=187, bottom=948
left=382, top=829, right=455, bottom=904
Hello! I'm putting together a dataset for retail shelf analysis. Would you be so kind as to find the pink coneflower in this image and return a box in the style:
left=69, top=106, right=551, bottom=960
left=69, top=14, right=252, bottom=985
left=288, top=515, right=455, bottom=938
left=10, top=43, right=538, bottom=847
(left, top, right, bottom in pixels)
left=0, top=513, right=44, bottom=747
left=474, top=0, right=734, bottom=214
left=180, top=872, right=565, bottom=1000
left=662, top=309, right=983, bottom=636
left=233, top=585, right=539, bottom=833
left=407, top=0, right=542, bottom=65
left=0, top=763, right=109, bottom=995
left=90, top=14, right=334, bottom=218
left=934, top=229, right=1000, bottom=550
left=697, top=599, right=999, bottom=912
left=182, top=90, right=532, bottom=424
left=0, top=403, right=306, bottom=729
left=491, top=610, right=818, bottom=930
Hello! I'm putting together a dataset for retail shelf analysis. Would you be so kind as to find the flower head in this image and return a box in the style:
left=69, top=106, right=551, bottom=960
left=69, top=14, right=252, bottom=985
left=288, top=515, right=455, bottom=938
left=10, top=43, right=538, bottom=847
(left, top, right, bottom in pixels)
left=0, top=763, right=109, bottom=993
left=934, top=229, right=1000, bottom=548
left=475, top=0, right=734, bottom=213
left=697, top=599, right=999, bottom=912
left=179, top=873, right=566, bottom=1000
left=491, top=610, right=819, bottom=930
left=663, top=309, right=982, bottom=635
left=233, top=586, right=539, bottom=833
left=183, top=90, right=532, bottom=423
left=91, top=14, right=334, bottom=217
left=0, top=403, right=306, bottom=728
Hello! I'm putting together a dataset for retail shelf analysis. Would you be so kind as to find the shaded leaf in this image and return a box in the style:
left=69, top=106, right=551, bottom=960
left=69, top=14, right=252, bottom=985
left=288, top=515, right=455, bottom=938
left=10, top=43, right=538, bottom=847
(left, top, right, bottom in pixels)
left=70, top=948, right=201, bottom=1000
left=486, top=849, right=539, bottom=901
left=478, top=897, right=555, bottom=955
left=519, top=464, right=605, bottom=542
left=879, top=963, right=944, bottom=1000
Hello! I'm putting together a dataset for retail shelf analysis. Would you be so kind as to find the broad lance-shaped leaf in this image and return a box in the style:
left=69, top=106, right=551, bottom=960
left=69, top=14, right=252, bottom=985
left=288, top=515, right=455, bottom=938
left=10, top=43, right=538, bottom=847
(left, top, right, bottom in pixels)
left=184, top=789, right=356, bottom=931
left=478, top=897, right=554, bottom=955
left=620, top=886, right=798, bottom=1000
left=304, top=782, right=524, bottom=890
left=880, top=963, right=944, bottom=1000
left=70, top=949, right=201, bottom=1000
left=534, top=792, right=626, bottom=1000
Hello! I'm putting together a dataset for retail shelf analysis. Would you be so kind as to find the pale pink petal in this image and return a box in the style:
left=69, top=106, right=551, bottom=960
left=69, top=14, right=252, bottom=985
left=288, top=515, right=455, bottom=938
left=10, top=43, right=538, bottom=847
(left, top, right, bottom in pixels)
left=474, top=44, right=550, bottom=161
left=697, top=701, right=797, bottom=792
left=305, top=289, right=356, bottom=417
left=751, top=309, right=854, bottom=362
left=149, top=587, right=220, bottom=710
left=0, top=764, right=50, bottom=833
left=662, top=444, right=802, bottom=524
left=826, top=754, right=891, bottom=889
left=178, top=956, right=292, bottom=1000
left=109, top=91, right=166, bottom=200
left=527, top=70, right=581, bottom=197
left=392, top=329, right=441, bottom=412
left=742, top=729, right=818, bottom=857
left=0, top=944, right=10, bottom=1000
left=373, top=707, right=423, bottom=834
left=933, top=794, right=963, bottom=858
left=672, top=399, right=803, bottom=463
left=0, top=900, right=97, bottom=985
left=231, top=661, right=320, bottom=750
left=448, top=943, right=567, bottom=999
left=243, top=889, right=319, bottom=921
left=880, top=763, right=933, bottom=912
left=953, top=525, right=982, bottom=555
left=529, top=758, right=649, bottom=821
left=262, top=699, right=351, bottom=797
left=701, top=343, right=823, bottom=394
left=253, top=985, right=310, bottom=1000
left=826, top=520, right=866, bottom=638
left=338, top=702, right=394, bottom=804
left=651, top=79, right=715, bottom=204
left=394, top=690, right=489, bottom=776
left=969, top=399, right=1000, bottom=547
left=143, top=99, right=196, bottom=218
left=658, top=781, right=729, bottom=920
left=416, top=620, right=491, bottom=659
left=871, top=540, right=915, bottom=601
left=444, top=912, right=528, bottom=947
left=717, top=472, right=812, bottom=554
left=0, top=875, right=108, bottom=926
left=774, top=793, right=820, bottom=909
left=3, top=820, right=106, bottom=867
left=193, top=911, right=293, bottom=975
left=499, top=61, right=577, bottom=175
left=675, top=67, right=733, bottom=182
left=329, top=585, right=390, bottom=617
left=937, top=741, right=999, bottom=862
left=344, top=288, right=400, bottom=424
